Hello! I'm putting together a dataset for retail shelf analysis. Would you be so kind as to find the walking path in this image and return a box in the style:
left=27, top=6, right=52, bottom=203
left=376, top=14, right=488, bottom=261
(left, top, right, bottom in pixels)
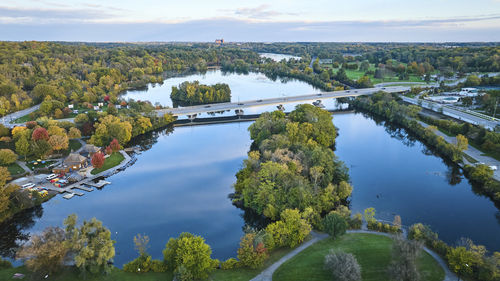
left=250, top=231, right=329, bottom=281
left=15, top=160, right=31, bottom=174
left=250, top=229, right=456, bottom=281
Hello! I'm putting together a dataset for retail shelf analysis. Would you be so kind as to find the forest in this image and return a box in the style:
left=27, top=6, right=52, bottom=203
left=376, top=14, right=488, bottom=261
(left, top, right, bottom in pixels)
left=170, top=81, right=231, bottom=107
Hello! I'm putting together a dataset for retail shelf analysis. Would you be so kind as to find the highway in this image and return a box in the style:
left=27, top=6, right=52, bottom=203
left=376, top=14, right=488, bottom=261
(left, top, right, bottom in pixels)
left=157, top=86, right=410, bottom=117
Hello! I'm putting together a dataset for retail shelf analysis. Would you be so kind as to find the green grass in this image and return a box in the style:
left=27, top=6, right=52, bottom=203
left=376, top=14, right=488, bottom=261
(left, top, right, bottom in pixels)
left=91, top=152, right=125, bottom=175
left=330, top=65, right=427, bottom=85
left=273, top=233, right=445, bottom=281
left=6, top=162, right=25, bottom=175
left=26, top=160, right=56, bottom=170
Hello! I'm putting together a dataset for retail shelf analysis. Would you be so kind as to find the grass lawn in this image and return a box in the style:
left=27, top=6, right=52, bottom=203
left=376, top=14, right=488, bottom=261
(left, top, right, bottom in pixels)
left=91, top=152, right=125, bottom=175
left=25, top=160, right=57, bottom=170
left=273, top=233, right=444, bottom=281
left=6, top=162, right=25, bottom=175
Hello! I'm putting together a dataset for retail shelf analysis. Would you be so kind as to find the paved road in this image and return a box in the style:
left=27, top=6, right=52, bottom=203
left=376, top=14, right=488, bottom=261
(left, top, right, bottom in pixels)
left=417, top=120, right=500, bottom=181
left=0, top=104, right=40, bottom=128
left=403, top=96, right=500, bottom=130
left=158, top=86, right=410, bottom=117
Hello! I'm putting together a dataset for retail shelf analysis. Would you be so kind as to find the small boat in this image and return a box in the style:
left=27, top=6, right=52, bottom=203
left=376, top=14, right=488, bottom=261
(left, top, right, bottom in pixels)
left=63, top=193, right=75, bottom=199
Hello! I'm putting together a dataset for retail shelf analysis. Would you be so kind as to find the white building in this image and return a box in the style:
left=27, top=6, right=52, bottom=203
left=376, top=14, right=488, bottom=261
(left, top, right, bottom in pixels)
left=459, top=88, right=480, bottom=97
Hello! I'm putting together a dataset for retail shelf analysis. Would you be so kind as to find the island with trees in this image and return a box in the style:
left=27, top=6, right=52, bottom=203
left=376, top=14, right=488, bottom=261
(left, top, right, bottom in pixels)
left=170, top=81, right=231, bottom=107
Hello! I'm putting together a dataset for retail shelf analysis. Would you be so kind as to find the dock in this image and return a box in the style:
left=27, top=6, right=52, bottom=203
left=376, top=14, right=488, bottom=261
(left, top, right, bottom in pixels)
left=73, top=185, right=93, bottom=192
left=85, top=180, right=111, bottom=188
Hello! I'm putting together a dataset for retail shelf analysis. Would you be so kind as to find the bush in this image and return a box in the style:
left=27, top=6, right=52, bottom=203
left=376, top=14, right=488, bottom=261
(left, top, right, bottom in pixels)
left=220, top=258, right=238, bottom=270
left=237, top=233, right=268, bottom=269
left=265, top=209, right=311, bottom=248
left=324, top=250, right=361, bottom=281
left=323, top=213, right=347, bottom=239
left=0, top=149, right=17, bottom=165
left=123, top=254, right=166, bottom=273
left=348, top=213, right=362, bottom=229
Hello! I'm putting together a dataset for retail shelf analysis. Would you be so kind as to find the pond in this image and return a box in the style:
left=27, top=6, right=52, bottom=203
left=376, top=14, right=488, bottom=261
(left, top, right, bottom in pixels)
left=2, top=72, right=500, bottom=268
left=259, top=53, right=301, bottom=62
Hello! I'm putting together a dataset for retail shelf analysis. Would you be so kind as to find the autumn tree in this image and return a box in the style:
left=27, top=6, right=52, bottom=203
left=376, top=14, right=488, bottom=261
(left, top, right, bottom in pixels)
left=32, top=127, right=49, bottom=141
left=91, top=152, right=105, bottom=169
left=456, top=134, right=468, bottom=152
left=266, top=209, right=311, bottom=248
left=447, top=246, right=475, bottom=278
left=31, top=139, right=52, bottom=159
left=68, top=127, right=81, bottom=139
left=16, top=227, right=69, bottom=277
left=15, top=136, right=30, bottom=160
left=0, top=149, right=17, bottom=165
left=110, top=138, right=120, bottom=152
left=49, top=135, right=69, bottom=152
left=237, top=232, right=269, bottom=269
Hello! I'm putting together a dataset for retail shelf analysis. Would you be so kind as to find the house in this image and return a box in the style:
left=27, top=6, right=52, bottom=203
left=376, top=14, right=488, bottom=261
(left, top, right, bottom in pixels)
left=215, top=39, right=224, bottom=45
left=63, top=153, right=88, bottom=170
left=81, top=144, right=100, bottom=157
left=52, top=164, right=70, bottom=174
left=459, top=88, right=480, bottom=97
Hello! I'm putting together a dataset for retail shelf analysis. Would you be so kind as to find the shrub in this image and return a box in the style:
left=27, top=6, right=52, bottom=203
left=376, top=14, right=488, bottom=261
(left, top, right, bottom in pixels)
left=0, top=149, right=17, bottom=165
left=265, top=209, right=311, bottom=248
left=237, top=233, right=268, bottom=269
left=123, top=254, right=166, bottom=273
left=0, top=257, right=12, bottom=269
left=348, top=213, right=362, bottom=229
left=324, top=250, right=361, bottom=281
left=322, top=213, right=347, bottom=239
left=220, top=258, right=238, bottom=270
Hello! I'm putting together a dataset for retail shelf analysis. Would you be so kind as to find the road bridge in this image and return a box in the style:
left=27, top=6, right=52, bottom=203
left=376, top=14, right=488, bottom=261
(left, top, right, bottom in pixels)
left=156, top=86, right=410, bottom=117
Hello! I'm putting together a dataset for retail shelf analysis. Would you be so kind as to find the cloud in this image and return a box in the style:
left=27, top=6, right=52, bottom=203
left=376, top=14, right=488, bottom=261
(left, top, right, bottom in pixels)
left=0, top=16, right=498, bottom=42
left=0, top=6, right=115, bottom=24
left=229, top=4, right=297, bottom=20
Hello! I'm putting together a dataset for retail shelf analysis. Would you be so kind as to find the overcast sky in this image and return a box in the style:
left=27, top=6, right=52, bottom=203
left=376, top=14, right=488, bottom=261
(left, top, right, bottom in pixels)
left=1, top=0, right=499, bottom=42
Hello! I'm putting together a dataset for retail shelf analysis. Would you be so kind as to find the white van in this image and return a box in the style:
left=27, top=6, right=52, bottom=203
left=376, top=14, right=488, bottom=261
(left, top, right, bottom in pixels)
left=46, top=174, right=57, bottom=180
left=21, top=183, right=35, bottom=189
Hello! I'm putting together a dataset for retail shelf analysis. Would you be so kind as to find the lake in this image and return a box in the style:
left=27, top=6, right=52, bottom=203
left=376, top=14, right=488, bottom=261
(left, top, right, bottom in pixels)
left=2, top=71, right=500, bottom=268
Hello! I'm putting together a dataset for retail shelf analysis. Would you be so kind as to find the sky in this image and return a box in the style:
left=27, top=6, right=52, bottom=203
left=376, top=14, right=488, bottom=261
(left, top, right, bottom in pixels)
left=0, top=0, right=499, bottom=42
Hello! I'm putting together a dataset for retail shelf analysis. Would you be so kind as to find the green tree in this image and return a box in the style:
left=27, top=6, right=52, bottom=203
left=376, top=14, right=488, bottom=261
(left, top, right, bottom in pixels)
left=31, top=139, right=52, bottom=159
left=266, top=209, right=311, bottom=248
left=237, top=233, right=268, bottom=269
left=162, top=232, right=215, bottom=280
left=15, top=136, right=30, bottom=160
left=322, top=213, right=347, bottom=239
left=64, top=214, right=116, bottom=277
left=447, top=246, right=475, bottom=278
left=364, top=207, right=376, bottom=224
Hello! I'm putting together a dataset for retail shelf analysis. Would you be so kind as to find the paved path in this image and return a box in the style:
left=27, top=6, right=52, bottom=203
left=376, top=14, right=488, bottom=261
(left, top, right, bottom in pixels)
left=417, top=120, right=500, bottom=181
left=0, top=104, right=40, bottom=128
left=15, top=160, right=31, bottom=174
left=249, top=229, right=456, bottom=281
left=250, top=231, right=329, bottom=281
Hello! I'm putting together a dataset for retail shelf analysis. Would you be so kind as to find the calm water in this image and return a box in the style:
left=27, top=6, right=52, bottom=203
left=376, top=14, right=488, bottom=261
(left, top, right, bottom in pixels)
left=259, top=53, right=301, bottom=62
left=2, top=72, right=500, bottom=267
left=123, top=70, right=319, bottom=108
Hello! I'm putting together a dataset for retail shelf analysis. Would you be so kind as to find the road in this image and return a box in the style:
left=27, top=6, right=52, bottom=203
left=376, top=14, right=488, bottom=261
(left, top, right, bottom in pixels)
left=157, top=86, right=410, bottom=117
left=0, top=104, right=40, bottom=128
left=403, top=96, right=500, bottom=130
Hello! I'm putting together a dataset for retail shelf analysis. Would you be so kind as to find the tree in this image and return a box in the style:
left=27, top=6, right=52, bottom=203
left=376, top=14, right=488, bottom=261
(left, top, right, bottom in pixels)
left=266, top=209, right=311, bottom=248
left=32, top=139, right=52, bottom=159
left=237, top=233, right=268, bottom=269
left=456, top=134, right=468, bottom=152
left=447, top=246, right=475, bottom=278
left=15, top=136, right=30, bottom=160
left=89, top=115, right=132, bottom=146
left=68, top=127, right=81, bottom=139
left=0, top=149, right=17, bottom=165
left=162, top=232, right=215, bottom=280
left=387, top=235, right=422, bottom=281
left=465, top=75, right=481, bottom=87
left=110, top=138, right=120, bottom=152
left=32, top=127, right=49, bottom=141
left=364, top=207, right=376, bottom=224
left=324, top=250, right=361, bottom=281
left=323, top=213, right=347, bottom=239
left=134, top=234, right=150, bottom=256
left=48, top=135, right=69, bottom=152
left=16, top=227, right=69, bottom=277
left=91, top=152, right=105, bottom=169
left=393, top=215, right=402, bottom=229
left=64, top=214, right=115, bottom=276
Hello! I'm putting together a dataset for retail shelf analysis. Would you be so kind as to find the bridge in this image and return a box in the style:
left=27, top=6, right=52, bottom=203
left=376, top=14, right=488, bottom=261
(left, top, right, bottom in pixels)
left=156, top=86, right=410, bottom=117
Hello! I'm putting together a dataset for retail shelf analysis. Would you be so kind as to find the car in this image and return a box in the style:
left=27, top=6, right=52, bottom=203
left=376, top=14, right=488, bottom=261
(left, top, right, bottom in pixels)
left=317, top=93, right=322, bottom=96
left=257, top=99, right=263, bottom=102
left=238, top=103, right=244, bottom=106
left=21, top=183, right=35, bottom=189
left=204, top=105, right=211, bottom=108
left=382, top=87, right=386, bottom=90
left=50, top=178, right=60, bottom=183
left=346, top=90, right=350, bottom=93
left=46, top=174, right=57, bottom=180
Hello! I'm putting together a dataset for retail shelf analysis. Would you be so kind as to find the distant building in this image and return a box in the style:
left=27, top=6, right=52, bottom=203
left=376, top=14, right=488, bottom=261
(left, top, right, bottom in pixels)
left=215, top=39, right=224, bottom=45
left=459, top=88, right=480, bottom=97
left=63, top=153, right=88, bottom=170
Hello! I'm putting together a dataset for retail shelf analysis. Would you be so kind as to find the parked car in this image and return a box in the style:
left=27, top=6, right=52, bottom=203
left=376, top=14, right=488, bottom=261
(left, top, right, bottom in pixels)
left=46, top=174, right=57, bottom=180
left=21, top=183, right=35, bottom=189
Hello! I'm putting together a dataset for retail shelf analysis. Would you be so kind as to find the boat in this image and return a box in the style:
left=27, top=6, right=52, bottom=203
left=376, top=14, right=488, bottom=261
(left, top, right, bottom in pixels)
left=63, top=193, right=75, bottom=199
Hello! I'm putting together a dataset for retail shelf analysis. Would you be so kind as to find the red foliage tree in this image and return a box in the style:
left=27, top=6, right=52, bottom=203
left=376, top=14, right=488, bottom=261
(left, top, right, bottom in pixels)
left=32, top=127, right=49, bottom=141
left=104, top=95, right=110, bottom=102
left=91, top=152, right=105, bottom=169
left=105, top=146, right=112, bottom=155
left=110, top=138, right=120, bottom=152
left=81, top=122, right=94, bottom=136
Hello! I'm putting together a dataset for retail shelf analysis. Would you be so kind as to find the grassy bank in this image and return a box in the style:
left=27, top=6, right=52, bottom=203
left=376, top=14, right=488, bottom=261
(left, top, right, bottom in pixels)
left=91, top=152, right=125, bottom=175
left=273, top=233, right=444, bottom=281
